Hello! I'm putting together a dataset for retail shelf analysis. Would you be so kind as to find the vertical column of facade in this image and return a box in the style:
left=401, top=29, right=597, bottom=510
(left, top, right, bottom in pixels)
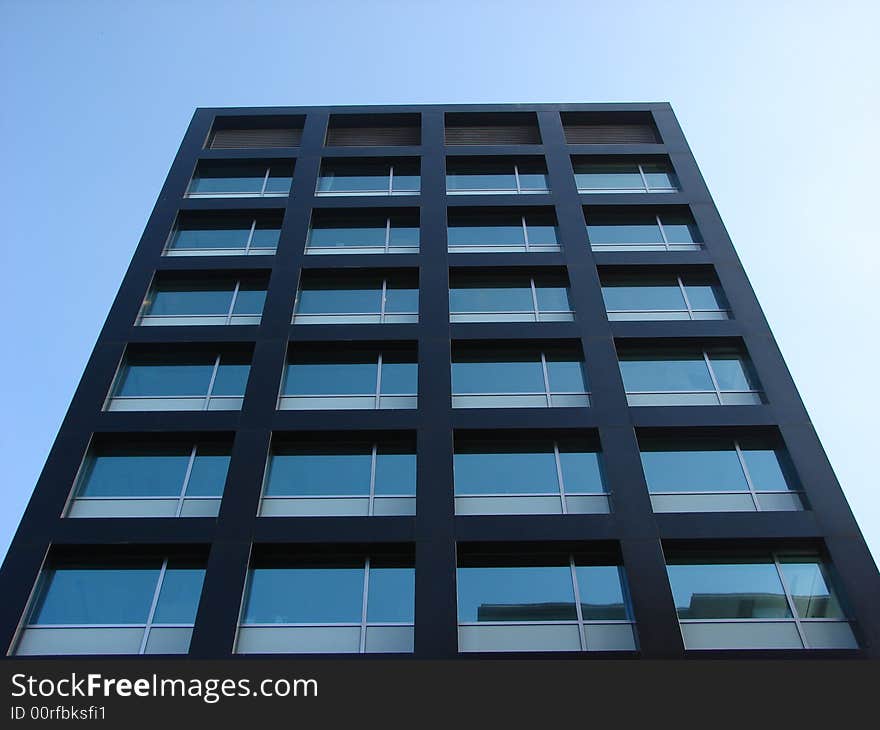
left=413, top=110, right=458, bottom=657
left=189, top=111, right=329, bottom=656
left=539, top=108, right=684, bottom=656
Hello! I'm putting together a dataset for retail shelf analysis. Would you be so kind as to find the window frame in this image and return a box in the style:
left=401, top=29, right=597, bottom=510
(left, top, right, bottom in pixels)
left=305, top=213, right=420, bottom=255
left=163, top=214, right=280, bottom=257
left=446, top=159, right=550, bottom=195
left=137, top=278, right=266, bottom=327
left=447, top=212, right=560, bottom=253
left=449, top=273, right=574, bottom=323
left=586, top=212, right=702, bottom=252
left=315, top=159, right=420, bottom=197
left=602, top=274, right=730, bottom=321
left=574, top=159, right=679, bottom=193
left=185, top=161, right=293, bottom=199
left=293, top=274, right=419, bottom=325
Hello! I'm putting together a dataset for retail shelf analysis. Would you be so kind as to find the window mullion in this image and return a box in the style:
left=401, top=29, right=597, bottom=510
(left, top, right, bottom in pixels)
left=677, top=277, right=695, bottom=319
left=554, top=442, right=568, bottom=514
left=540, top=351, right=552, bottom=406
left=569, top=557, right=587, bottom=651
left=380, top=279, right=388, bottom=322
left=260, top=167, right=271, bottom=196
left=773, top=554, right=809, bottom=648
left=385, top=217, right=391, bottom=253
left=204, top=354, right=222, bottom=409
left=521, top=215, right=530, bottom=251
left=139, top=559, right=168, bottom=655
left=374, top=353, right=383, bottom=409
left=734, top=441, right=761, bottom=511
left=388, top=164, right=394, bottom=195
left=656, top=215, right=670, bottom=251
left=513, top=163, right=521, bottom=193
left=637, top=163, right=650, bottom=192
left=360, top=558, right=371, bottom=653
left=703, top=351, right=723, bottom=404
left=368, top=444, right=378, bottom=516
left=176, top=444, right=199, bottom=517
left=529, top=277, right=540, bottom=322
left=245, top=219, right=257, bottom=252
left=226, top=281, right=241, bottom=325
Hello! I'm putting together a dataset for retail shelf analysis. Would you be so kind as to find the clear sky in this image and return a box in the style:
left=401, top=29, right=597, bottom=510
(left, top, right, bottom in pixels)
left=1, top=0, right=878, bottom=564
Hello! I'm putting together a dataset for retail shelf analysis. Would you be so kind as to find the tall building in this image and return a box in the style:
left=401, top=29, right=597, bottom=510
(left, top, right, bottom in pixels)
left=2, top=103, right=878, bottom=659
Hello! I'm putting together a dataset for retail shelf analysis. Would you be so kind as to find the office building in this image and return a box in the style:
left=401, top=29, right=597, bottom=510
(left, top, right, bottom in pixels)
left=2, top=103, right=878, bottom=658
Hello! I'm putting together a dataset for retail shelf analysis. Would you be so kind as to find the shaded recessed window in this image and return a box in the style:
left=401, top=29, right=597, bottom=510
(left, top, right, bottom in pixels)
left=452, top=343, right=589, bottom=408
left=15, top=557, right=205, bottom=656
left=639, top=435, right=803, bottom=513
left=107, top=349, right=251, bottom=412
left=585, top=209, right=700, bottom=251
left=602, top=272, right=729, bottom=321
left=457, top=553, right=635, bottom=652
left=316, top=158, right=419, bottom=195
left=665, top=551, right=856, bottom=650
left=449, top=270, right=573, bottom=322
left=165, top=212, right=282, bottom=257
left=237, top=554, right=414, bottom=654
left=139, top=275, right=267, bottom=326
left=306, top=209, right=419, bottom=254
left=67, top=439, right=230, bottom=518
left=260, top=434, right=416, bottom=517
left=446, top=158, right=549, bottom=194
left=447, top=209, right=559, bottom=253
left=454, top=433, right=607, bottom=515
left=294, top=271, right=418, bottom=324
left=617, top=345, right=762, bottom=406
left=187, top=161, right=293, bottom=198
left=280, top=346, right=417, bottom=410
left=573, top=158, right=678, bottom=193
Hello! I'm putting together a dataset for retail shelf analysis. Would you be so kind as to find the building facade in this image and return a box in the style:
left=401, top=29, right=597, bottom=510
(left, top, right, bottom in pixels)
left=2, top=103, right=878, bottom=658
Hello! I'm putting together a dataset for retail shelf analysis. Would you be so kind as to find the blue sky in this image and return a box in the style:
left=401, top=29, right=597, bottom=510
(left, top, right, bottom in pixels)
left=1, top=0, right=878, bottom=563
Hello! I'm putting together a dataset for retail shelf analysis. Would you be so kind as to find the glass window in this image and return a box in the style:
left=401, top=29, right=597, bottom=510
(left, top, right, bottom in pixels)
left=619, top=352, right=713, bottom=393
left=307, top=212, right=419, bottom=253
left=17, top=560, right=205, bottom=655
left=602, top=278, right=687, bottom=313
left=293, top=274, right=418, bottom=323
left=446, top=158, right=548, bottom=193
left=574, top=159, right=678, bottom=192
left=317, top=159, right=419, bottom=194
left=265, top=445, right=373, bottom=497
left=237, top=557, right=415, bottom=654
left=455, top=444, right=559, bottom=495
left=188, top=161, right=293, bottom=197
left=115, top=356, right=216, bottom=397
left=642, top=446, right=748, bottom=493
left=452, top=351, right=545, bottom=394
left=140, top=279, right=266, bottom=324
left=667, top=552, right=856, bottom=649
left=668, top=559, right=791, bottom=620
left=447, top=211, right=559, bottom=250
left=545, top=355, right=588, bottom=393
left=586, top=211, right=700, bottom=249
left=456, top=557, right=635, bottom=652
left=285, top=361, right=378, bottom=396
left=449, top=272, right=572, bottom=321
left=450, top=280, right=534, bottom=314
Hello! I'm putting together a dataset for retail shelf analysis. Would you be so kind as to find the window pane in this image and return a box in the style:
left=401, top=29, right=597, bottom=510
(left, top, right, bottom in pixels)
left=374, top=451, right=416, bottom=495
left=116, top=361, right=215, bottom=397
left=587, top=222, right=664, bottom=245
left=30, top=567, right=160, bottom=625
left=667, top=561, right=791, bottom=619
left=250, top=223, right=281, bottom=249
left=574, top=162, right=643, bottom=189
left=146, top=286, right=233, bottom=316
left=742, top=450, right=792, bottom=492
left=457, top=566, right=576, bottom=622
left=449, top=283, right=533, bottom=313
left=318, top=162, right=390, bottom=192
left=297, top=287, right=382, bottom=314
left=641, top=163, right=677, bottom=189
left=685, top=284, right=726, bottom=311
left=559, top=449, right=604, bottom=493
left=185, top=450, right=230, bottom=496
left=447, top=170, right=517, bottom=191
left=265, top=449, right=372, bottom=497
left=546, top=357, right=587, bottom=393
left=447, top=225, right=525, bottom=247
left=525, top=223, right=558, bottom=245
left=77, top=447, right=191, bottom=498
left=211, top=362, right=250, bottom=396
left=384, top=287, right=419, bottom=313
left=285, top=362, right=378, bottom=395
left=242, top=567, right=364, bottom=623
left=619, top=355, right=714, bottom=392
left=778, top=559, right=844, bottom=619
left=602, top=284, right=686, bottom=312
left=452, top=357, right=545, bottom=394
left=535, top=286, right=572, bottom=312
left=641, top=448, right=747, bottom=492
left=190, top=164, right=266, bottom=194
left=152, top=569, right=205, bottom=624
left=454, top=448, right=558, bottom=494
left=380, top=362, right=417, bottom=395
left=309, top=226, right=387, bottom=249
left=517, top=171, right=549, bottom=191
left=232, top=288, right=267, bottom=315
left=575, top=566, right=628, bottom=620
left=171, top=224, right=252, bottom=250
left=367, top=568, right=414, bottom=622
left=710, top=355, right=757, bottom=391
left=659, top=215, right=700, bottom=243
left=264, top=163, right=293, bottom=193
left=388, top=225, right=420, bottom=247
